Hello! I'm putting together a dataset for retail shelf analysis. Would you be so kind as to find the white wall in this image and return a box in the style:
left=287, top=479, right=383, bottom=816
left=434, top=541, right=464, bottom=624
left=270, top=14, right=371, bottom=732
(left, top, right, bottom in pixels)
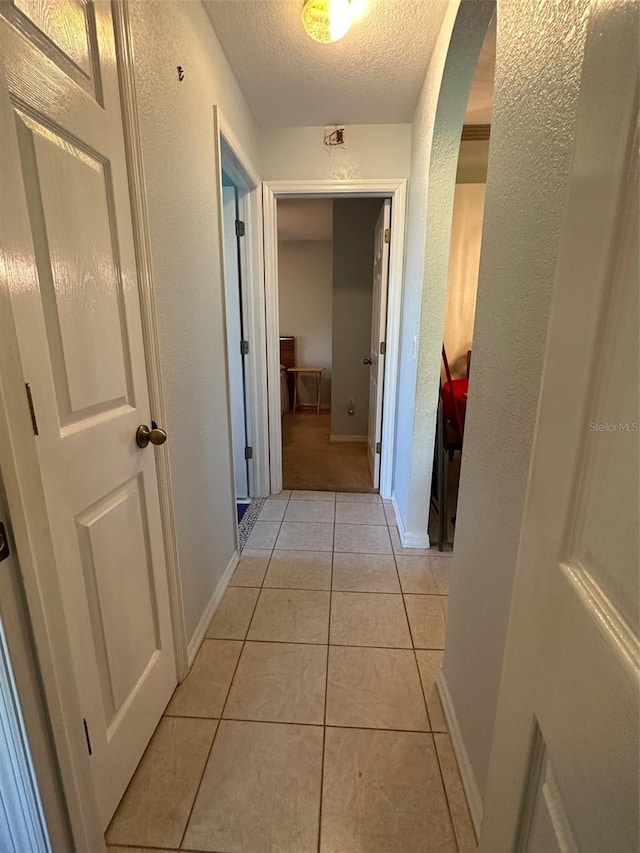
left=260, top=124, right=412, bottom=181
left=456, top=139, right=490, bottom=183
left=278, top=241, right=333, bottom=407
left=392, top=0, right=493, bottom=541
left=129, top=0, right=259, bottom=643
left=331, top=199, right=382, bottom=438
left=443, top=183, right=486, bottom=378
left=442, top=0, right=591, bottom=818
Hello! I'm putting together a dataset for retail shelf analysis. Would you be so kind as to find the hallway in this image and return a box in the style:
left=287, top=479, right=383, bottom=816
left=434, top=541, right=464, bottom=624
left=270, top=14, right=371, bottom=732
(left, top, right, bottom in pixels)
left=106, top=491, right=476, bottom=853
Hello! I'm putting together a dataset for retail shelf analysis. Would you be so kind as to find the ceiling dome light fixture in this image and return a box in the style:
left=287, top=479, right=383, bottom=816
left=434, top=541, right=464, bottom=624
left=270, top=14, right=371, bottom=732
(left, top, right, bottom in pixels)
left=302, top=0, right=355, bottom=44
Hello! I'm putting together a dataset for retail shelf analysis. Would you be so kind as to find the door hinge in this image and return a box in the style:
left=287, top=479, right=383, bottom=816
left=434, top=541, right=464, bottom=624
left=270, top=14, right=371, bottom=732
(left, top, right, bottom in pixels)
left=379, top=341, right=386, bottom=356
left=244, top=446, right=253, bottom=460
left=235, top=220, right=245, bottom=237
left=25, top=383, right=38, bottom=435
left=375, top=441, right=381, bottom=454
left=384, top=228, right=391, bottom=244
left=82, top=718, right=92, bottom=756
left=241, top=340, right=249, bottom=356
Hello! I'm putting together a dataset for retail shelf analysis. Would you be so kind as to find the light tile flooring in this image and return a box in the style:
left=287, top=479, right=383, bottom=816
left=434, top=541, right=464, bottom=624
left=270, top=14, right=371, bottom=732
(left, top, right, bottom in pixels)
left=106, top=490, right=476, bottom=853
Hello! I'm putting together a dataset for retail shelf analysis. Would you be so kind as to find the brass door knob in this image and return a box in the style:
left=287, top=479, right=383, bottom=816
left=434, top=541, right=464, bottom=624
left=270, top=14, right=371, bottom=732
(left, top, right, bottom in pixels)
left=136, top=424, right=167, bottom=448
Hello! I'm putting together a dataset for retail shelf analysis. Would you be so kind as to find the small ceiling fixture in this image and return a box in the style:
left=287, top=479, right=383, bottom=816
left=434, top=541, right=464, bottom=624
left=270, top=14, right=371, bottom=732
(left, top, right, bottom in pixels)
left=301, top=0, right=367, bottom=44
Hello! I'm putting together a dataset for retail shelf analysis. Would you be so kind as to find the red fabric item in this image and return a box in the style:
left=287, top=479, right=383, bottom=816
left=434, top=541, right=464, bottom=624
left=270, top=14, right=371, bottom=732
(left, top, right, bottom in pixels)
left=441, top=378, right=468, bottom=431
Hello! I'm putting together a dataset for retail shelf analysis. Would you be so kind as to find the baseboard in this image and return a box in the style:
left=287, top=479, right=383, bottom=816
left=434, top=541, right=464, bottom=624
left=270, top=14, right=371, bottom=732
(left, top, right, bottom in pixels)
left=437, top=671, right=484, bottom=836
left=186, top=550, right=239, bottom=668
left=391, top=492, right=431, bottom=549
left=295, top=404, right=331, bottom=412
left=329, top=434, right=367, bottom=443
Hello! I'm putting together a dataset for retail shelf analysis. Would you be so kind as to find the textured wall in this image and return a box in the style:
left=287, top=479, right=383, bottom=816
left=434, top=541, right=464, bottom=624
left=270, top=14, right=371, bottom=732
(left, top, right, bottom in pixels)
left=392, top=0, right=455, bottom=533
left=278, top=241, right=333, bottom=407
left=393, top=1, right=493, bottom=539
left=331, top=199, right=383, bottom=438
left=443, top=0, right=590, bottom=811
left=260, top=124, right=412, bottom=181
left=129, top=1, right=259, bottom=643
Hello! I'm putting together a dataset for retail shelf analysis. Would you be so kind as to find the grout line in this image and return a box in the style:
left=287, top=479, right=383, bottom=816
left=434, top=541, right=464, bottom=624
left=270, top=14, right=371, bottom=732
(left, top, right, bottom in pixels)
left=391, top=550, right=432, bottom=724
left=432, top=731, right=463, bottom=853
left=204, top=635, right=444, bottom=651
left=106, top=841, right=179, bottom=851
left=317, top=538, right=334, bottom=853
left=121, top=500, right=453, bottom=853
left=160, top=713, right=436, bottom=735
left=176, top=566, right=265, bottom=851
left=392, top=548, right=460, bottom=851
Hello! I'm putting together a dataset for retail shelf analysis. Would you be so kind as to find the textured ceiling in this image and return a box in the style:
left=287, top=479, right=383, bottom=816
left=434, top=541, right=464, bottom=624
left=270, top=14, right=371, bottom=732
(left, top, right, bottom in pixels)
left=278, top=199, right=333, bottom=241
left=464, top=13, right=495, bottom=124
left=203, top=0, right=449, bottom=127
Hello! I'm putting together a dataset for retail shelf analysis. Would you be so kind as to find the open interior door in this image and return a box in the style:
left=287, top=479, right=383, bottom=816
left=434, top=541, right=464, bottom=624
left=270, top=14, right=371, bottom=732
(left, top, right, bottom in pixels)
left=0, top=1, right=176, bottom=827
left=367, top=200, right=391, bottom=488
left=481, top=3, right=639, bottom=850
left=222, top=183, right=250, bottom=501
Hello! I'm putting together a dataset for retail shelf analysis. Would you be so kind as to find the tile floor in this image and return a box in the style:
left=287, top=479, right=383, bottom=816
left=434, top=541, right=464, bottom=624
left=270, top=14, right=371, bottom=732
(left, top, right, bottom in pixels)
left=106, top=490, right=476, bottom=853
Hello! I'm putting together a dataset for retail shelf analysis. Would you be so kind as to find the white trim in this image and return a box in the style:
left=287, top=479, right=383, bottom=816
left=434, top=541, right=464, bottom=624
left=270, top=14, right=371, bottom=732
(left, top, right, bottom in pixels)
left=263, top=179, right=407, bottom=500
left=216, top=110, right=269, bottom=499
left=329, top=435, right=368, bottom=443
left=263, top=183, right=281, bottom=493
left=112, top=2, right=189, bottom=683
left=0, top=618, right=50, bottom=853
left=392, top=492, right=430, bottom=549
left=437, top=672, right=484, bottom=835
left=186, top=551, right=239, bottom=667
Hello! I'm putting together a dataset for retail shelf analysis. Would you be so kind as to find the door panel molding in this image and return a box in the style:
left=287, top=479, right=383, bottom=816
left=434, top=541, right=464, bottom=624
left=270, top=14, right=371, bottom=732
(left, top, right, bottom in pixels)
left=0, top=19, right=110, bottom=852
left=0, top=2, right=188, bottom=848
left=262, top=179, right=407, bottom=498
left=1, top=0, right=104, bottom=103
left=481, top=0, right=639, bottom=847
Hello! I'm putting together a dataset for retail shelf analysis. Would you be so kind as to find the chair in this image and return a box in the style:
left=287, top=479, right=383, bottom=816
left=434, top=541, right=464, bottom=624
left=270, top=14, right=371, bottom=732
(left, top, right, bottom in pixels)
left=440, top=345, right=468, bottom=458
left=430, top=346, right=471, bottom=550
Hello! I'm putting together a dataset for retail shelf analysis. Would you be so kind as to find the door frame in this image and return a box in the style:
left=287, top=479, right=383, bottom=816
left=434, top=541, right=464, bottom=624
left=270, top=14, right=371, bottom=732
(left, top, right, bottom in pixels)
left=262, top=179, right=407, bottom=498
left=214, top=109, right=270, bottom=500
left=0, top=3, right=188, bottom=848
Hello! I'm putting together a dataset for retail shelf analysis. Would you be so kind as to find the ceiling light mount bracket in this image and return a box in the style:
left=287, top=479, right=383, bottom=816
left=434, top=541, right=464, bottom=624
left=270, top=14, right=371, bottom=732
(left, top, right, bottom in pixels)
left=324, top=126, right=345, bottom=147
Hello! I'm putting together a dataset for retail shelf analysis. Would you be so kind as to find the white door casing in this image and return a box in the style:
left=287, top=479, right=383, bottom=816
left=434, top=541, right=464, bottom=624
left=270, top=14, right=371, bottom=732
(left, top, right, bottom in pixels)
left=0, top=489, right=69, bottom=852
left=0, top=0, right=176, bottom=829
left=222, top=184, right=250, bottom=500
left=215, top=110, right=269, bottom=499
left=367, top=200, right=391, bottom=488
left=262, top=180, right=407, bottom=499
left=480, top=2, right=639, bottom=850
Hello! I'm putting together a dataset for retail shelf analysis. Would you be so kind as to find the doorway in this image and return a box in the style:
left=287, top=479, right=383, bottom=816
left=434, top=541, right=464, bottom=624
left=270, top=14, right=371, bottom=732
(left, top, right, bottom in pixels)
left=277, top=197, right=388, bottom=493
left=263, top=180, right=407, bottom=499
left=221, top=172, right=251, bottom=517
left=429, top=14, right=495, bottom=551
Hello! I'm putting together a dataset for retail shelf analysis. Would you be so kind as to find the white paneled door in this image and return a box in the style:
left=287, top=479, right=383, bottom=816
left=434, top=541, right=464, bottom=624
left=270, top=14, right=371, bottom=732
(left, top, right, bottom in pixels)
left=367, top=199, right=391, bottom=488
left=0, top=1, right=176, bottom=828
left=481, top=2, right=639, bottom=850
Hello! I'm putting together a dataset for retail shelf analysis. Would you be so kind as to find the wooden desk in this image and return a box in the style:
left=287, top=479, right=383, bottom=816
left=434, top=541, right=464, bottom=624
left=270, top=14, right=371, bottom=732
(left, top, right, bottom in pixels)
left=287, top=367, right=326, bottom=415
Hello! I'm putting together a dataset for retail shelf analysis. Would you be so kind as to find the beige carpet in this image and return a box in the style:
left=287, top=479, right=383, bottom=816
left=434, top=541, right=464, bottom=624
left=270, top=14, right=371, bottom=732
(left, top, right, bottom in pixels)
left=282, top=412, right=375, bottom=492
